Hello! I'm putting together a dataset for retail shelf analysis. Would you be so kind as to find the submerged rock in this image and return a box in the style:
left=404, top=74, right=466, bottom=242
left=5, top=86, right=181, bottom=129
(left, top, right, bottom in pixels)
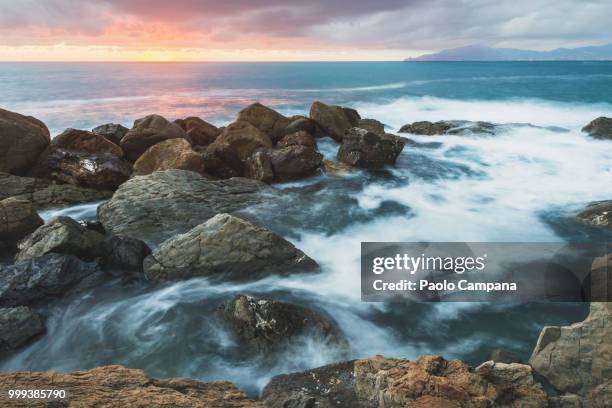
left=337, top=127, right=405, bottom=168
left=174, top=116, right=221, bottom=146
left=309, top=101, right=361, bottom=142
left=217, top=294, right=345, bottom=353
left=576, top=200, right=612, bottom=228
left=399, top=120, right=496, bottom=136
left=46, top=128, right=124, bottom=158
left=582, top=117, right=612, bottom=140
left=0, top=306, right=44, bottom=355
left=0, top=197, right=43, bottom=242
left=236, top=102, right=290, bottom=143
left=143, top=213, right=318, bottom=281
left=0, top=365, right=263, bottom=408
left=133, top=138, right=204, bottom=175
left=92, top=123, right=129, bottom=145
left=0, top=108, right=50, bottom=174
left=269, top=145, right=323, bottom=181
left=121, top=114, right=188, bottom=161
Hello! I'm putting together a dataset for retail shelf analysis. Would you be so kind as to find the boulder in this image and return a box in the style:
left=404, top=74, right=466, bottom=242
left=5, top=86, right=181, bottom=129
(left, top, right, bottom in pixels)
left=576, top=200, right=611, bottom=228
left=120, top=114, right=188, bottom=161
left=357, top=118, right=385, bottom=135
left=244, top=149, right=274, bottom=183
left=217, top=294, right=345, bottom=353
left=92, top=123, right=129, bottom=145
left=321, top=159, right=354, bottom=176
left=97, top=170, right=275, bottom=243
left=102, top=235, right=151, bottom=273
left=399, top=120, right=496, bottom=136
left=133, top=138, right=204, bottom=176
left=0, top=108, right=50, bottom=174
left=0, top=365, right=263, bottom=408
left=486, top=348, right=523, bottom=364
left=0, top=197, right=43, bottom=241
left=269, top=145, right=323, bottom=181
left=143, top=213, right=318, bottom=282
left=337, top=127, right=405, bottom=168
left=284, top=115, right=318, bottom=136
left=582, top=117, right=612, bottom=140
left=309, top=101, right=361, bottom=142
left=0, top=254, right=104, bottom=306
left=174, top=116, right=221, bottom=146
left=277, top=131, right=317, bottom=149
left=236, top=102, right=290, bottom=143
left=34, top=150, right=132, bottom=190
left=0, top=306, right=44, bottom=354
left=475, top=361, right=548, bottom=407
left=399, top=121, right=453, bottom=135
left=47, top=128, right=124, bottom=158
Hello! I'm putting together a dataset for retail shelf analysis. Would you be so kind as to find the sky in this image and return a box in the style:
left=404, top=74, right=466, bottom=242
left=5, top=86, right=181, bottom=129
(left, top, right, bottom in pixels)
left=0, top=0, right=611, bottom=61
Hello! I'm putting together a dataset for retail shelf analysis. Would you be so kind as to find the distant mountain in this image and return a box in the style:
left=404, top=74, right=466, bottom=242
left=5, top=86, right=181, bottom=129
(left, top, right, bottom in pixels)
left=407, top=44, right=612, bottom=61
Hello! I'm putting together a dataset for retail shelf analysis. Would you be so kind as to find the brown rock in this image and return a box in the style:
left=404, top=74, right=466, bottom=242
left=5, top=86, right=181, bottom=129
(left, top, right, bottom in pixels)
left=358, top=118, right=385, bottom=135
left=321, top=159, right=354, bottom=176
left=133, top=138, right=204, bottom=176
left=236, top=102, right=290, bottom=143
left=244, top=149, right=274, bottom=183
left=284, top=115, right=318, bottom=136
left=269, top=145, right=322, bottom=181
left=0, top=365, right=262, bottom=408
left=582, top=116, right=612, bottom=140
left=277, top=131, right=317, bottom=149
left=0, top=197, right=43, bottom=241
left=121, top=114, right=188, bottom=161
left=0, top=108, right=50, bottom=174
left=175, top=116, right=221, bottom=146
left=475, top=361, right=548, bottom=407
left=47, top=128, right=124, bottom=158
left=337, top=127, right=405, bottom=168
left=309, top=101, right=361, bottom=142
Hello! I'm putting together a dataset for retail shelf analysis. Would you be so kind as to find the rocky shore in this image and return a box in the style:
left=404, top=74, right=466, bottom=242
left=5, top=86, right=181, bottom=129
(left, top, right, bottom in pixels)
left=1, top=102, right=611, bottom=407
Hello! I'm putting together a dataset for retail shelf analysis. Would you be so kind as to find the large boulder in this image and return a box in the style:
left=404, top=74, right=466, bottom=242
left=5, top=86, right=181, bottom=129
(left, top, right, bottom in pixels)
left=309, top=101, right=360, bottom=142
left=277, top=130, right=317, bottom=149
left=174, top=116, right=221, bottom=146
left=582, top=117, right=612, bottom=140
left=46, top=128, right=124, bottom=158
left=92, top=123, right=129, bottom=145
left=0, top=365, right=263, bottom=408
left=143, top=213, right=318, bottom=282
left=0, top=108, right=50, bottom=174
left=337, top=127, right=405, bottom=168
left=244, top=149, right=274, bottom=183
left=357, top=118, right=385, bottom=135
left=236, top=102, right=290, bottom=143
left=0, top=197, right=43, bottom=242
left=120, top=114, right=188, bottom=161
left=0, top=253, right=104, bottom=306
left=217, top=294, right=345, bottom=353
left=103, top=234, right=151, bottom=273
left=133, top=138, right=204, bottom=176
left=97, top=170, right=275, bottom=243
left=474, top=361, right=548, bottom=407
left=576, top=200, right=611, bottom=228
left=0, top=306, right=44, bottom=355
left=284, top=115, right=318, bottom=136
left=269, top=145, right=323, bottom=181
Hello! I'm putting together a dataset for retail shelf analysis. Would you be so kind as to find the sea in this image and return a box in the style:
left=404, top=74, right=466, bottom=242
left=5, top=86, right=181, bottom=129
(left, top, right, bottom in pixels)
left=1, top=61, right=611, bottom=395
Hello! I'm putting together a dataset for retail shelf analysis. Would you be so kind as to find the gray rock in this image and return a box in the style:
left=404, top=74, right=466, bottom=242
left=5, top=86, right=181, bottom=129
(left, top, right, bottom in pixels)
left=576, top=200, right=612, bottom=228
left=92, top=123, right=129, bottom=145
left=474, top=361, right=548, bottom=407
left=98, top=169, right=275, bottom=243
left=143, top=213, right=318, bottom=282
left=103, top=235, right=150, bottom=273
left=0, top=254, right=104, bottom=306
left=582, top=117, right=612, bottom=140
left=0, top=197, right=43, bottom=241
left=309, top=101, right=360, bottom=142
left=0, top=306, right=44, bottom=353
left=337, top=127, right=405, bottom=168
left=0, top=108, right=50, bottom=174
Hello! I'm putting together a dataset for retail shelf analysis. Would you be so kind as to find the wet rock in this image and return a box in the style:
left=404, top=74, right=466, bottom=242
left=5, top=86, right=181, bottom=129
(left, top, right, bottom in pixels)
left=284, top=115, right=318, bottom=137
left=582, top=117, right=612, bottom=140
left=399, top=120, right=453, bottom=135
left=0, top=197, right=43, bottom=241
left=357, top=118, right=385, bottom=135
left=486, top=348, right=523, bottom=364
left=0, top=253, right=104, bottom=306
left=121, top=114, right=188, bottom=161
left=92, top=123, right=129, bottom=145
left=0, top=365, right=263, bottom=408
left=0, top=108, right=50, bottom=174
left=143, top=213, right=318, bottom=282
left=174, top=116, right=221, bottom=146
left=475, top=361, right=548, bottom=407
left=277, top=131, right=317, bottom=149
left=309, top=101, right=361, bottom=142
left=236, top=102, right=290, bottom=143
left=337, top=127, right=405, bottom=168
left=133, top=138, right=204, bottom=176
left=321, top=159, right=354, bottom=176
left=0, top=306, right=44, bottom=355
left=269, top=145, right=323, bottom=181
left=98, top=169, right=275, bottom=243
left=34, top=149, right=132, bottom=190
left=103, top=235, right=151, bottom=273
left=217, top=294, right=345, bottom=353
left=244, top=149, right=274, bottom=183
left=47, top=128, right=124, bottom=158
left=576, top=200, right=612, bottom=228
left=399, top=120, right=496, bottom=136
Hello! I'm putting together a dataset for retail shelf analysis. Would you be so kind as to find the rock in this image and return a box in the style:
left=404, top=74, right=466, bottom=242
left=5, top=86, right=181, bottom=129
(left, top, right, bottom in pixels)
left=103, top=235, right=151, bottom=273
left=321, top=159, right=354, bottom=176
left=284, top=115, right=318, bottom=136
left=262, top=355, right=546, bottom=408
left=399, top=120, right=496, bottom=136
left=0, top=306, right=44, bottom=354
left=202, top=141, right=244, bottom=178
left=582, top=117, right=612, bottom=140
left=174, top=116, right=221, bottom=146
left=34, top=149, right=132, bottom=190
left=0, top=197, right=43, bottom=241
left=269, top=145, right=323, bottom=181
left=133, top=138, right=204, bottom=176
left=0, top=253, right=104, bottom=306
left=576, top=200, right=611, bottom=228
left=46, top=128, right=124, bottom=158
left=309, top=101, right=361, bottom=142
left=97, top=170, right=275, bottom=243
left=357, top=118, right=385, bottom=135
left=277, top=131, right=317, bottom=149
left=0, top=365, right=263, bottom=408
left=0, top=108, right=50, bottom=174
left=486, top=348, right=522, bottom=364
left=399, top=121, right=453, bottom=135
left=92, top=123, right=129, bottom=145
left=244, top=149, right=274, bottom=183
left=121, top=114, right=188, bottom=161
left=217, top=294, right=345, bottom=353
left=337, top=127, right=405, bottom=168
left=143, top=213, right=318, bottom=282
left=236, top=102, right=290, bottom=143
